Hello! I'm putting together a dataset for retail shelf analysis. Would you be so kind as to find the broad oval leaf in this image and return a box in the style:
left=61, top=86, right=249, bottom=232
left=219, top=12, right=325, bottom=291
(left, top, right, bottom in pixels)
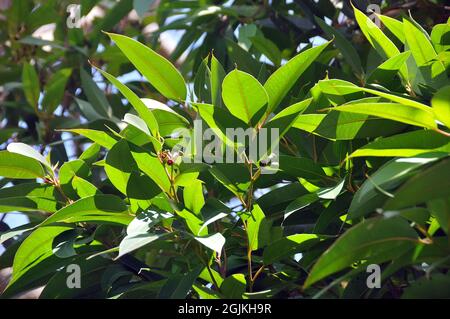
left=222, top=69, right=268, bottom=125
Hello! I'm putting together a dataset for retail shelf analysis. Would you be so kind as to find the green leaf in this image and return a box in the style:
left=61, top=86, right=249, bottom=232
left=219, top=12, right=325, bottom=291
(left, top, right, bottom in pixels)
left=210, top=54, right=226, bottom=108
left=348, top=155, right=442, bottom=219
left=105, top=140, right=161, bottom=211
left=106, top=32, right=187, bottom=101
left=222, top=69, right=268, bottom=125
left=71, top=176, right=99, bottom=198
left=367, top=51, right=411, bottom=84
left=332, top=102, right=437, bottom=129
left=220, top=274, right=246, bottom=299
left=105, top=139, right=138, bottom=194
left=75, top=98, right=103, bottom=121
left=39, top=255, right=111, bottom=299
left=264, top=41, right=330, bottom=114
left=432, top=85, right=450, bottom=128
left=349, top=130, right=450, bottom=158
left=263, top=234, right=320, bottom=265
left=304, top=216, right=417, bottom=288
left=431, top=23, right=450, bottom=53
left=40, top=194, right=132, bottom=226
left=0, top=150, right=45, bottom=179
left=192, top=102, right=248, bottom=150
left=318, top=80, right=430, bottom=111
left=0, top=182, right=63, bottom=213
left=195, top=233, right=226, bottom=254
left=6, top=225, right=74, bottom=291
left=129, top=143, right=171, bottom=193
left=95, top=67, right=159, bottom=136
left=293, top=111, right=403, bottom=140
left=158, top=266, right=203, bottom=299
left=42, top=68, right=72, bottom=114
left=118, top=211, right=170, bottom=258
left=384, top=158, right=450, bottom=210
left=133, top=0, right=155, bottom=19
left=403, top=18, right=440, bottom=67
left=0, top=224, right=34, bottom=245
left=279, top=155, right=328, bottom=182
left=243, top=204, right=270, bottom=251
left=22, top=62, right=40, bottom=108
left=198, top=212, right=228, bottom=235
left=353, top=5, right=400, bottom=60
left=63, top=129, right=118, bottom=149
left=183, top=179, right=205, bottom=216
left=80, top=68, right=111, bottom=118
left=59, top=159, right=92, bottom=199
left=353, top=5, right=407, bottom=81
left=6, top=142, right=52, bottom=170
left=141, top=98, right=190, bottom=137
left=264, top=99, right=312, bottom=149
left=378, top=14, right=405, bottom=43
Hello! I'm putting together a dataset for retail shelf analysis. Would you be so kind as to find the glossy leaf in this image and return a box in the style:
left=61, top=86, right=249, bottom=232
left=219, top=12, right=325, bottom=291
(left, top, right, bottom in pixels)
left=107, top=32, right=187, bottom=101
left=222, top=69, right=268, bottom=125
left=264, top=41, right=330, bottom=114
left=0, top=151, right=45, bottom=179
left=304, top=216, right=417, bottom=288
left=40, top=194, right=132, bottom=226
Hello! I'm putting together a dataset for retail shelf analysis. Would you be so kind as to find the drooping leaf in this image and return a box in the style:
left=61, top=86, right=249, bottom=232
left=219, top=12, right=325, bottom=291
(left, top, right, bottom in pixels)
left=0, top=151, right=45, bottom=179
left=40, top=194, right=132, bottom=226
left=304, top=216, right=417, bottom=288
left=96, top=67, right=159, bottom=136
left=384, top=158, right=450, bottom=210
left=6, top=142, right=52, bottom=170
left=6, top=225, right=74, bottom=292
left=348, top=155, right=442, bottom=219
left=331, top=102, right=437, bottom=129
left=22, top=62, right=40, bottom=108
left=349, top=130, right=450, bottom=158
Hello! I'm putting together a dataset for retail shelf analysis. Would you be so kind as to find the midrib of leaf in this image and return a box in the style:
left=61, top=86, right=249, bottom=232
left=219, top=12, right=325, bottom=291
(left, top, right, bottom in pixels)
left=125, top=40, right=181, bottom=101
left=235, top=73, right=251, bottom=123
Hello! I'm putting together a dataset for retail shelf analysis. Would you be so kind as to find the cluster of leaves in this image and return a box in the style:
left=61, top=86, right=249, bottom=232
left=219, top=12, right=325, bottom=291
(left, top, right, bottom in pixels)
left=1, top=1, right=450, bottom=299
